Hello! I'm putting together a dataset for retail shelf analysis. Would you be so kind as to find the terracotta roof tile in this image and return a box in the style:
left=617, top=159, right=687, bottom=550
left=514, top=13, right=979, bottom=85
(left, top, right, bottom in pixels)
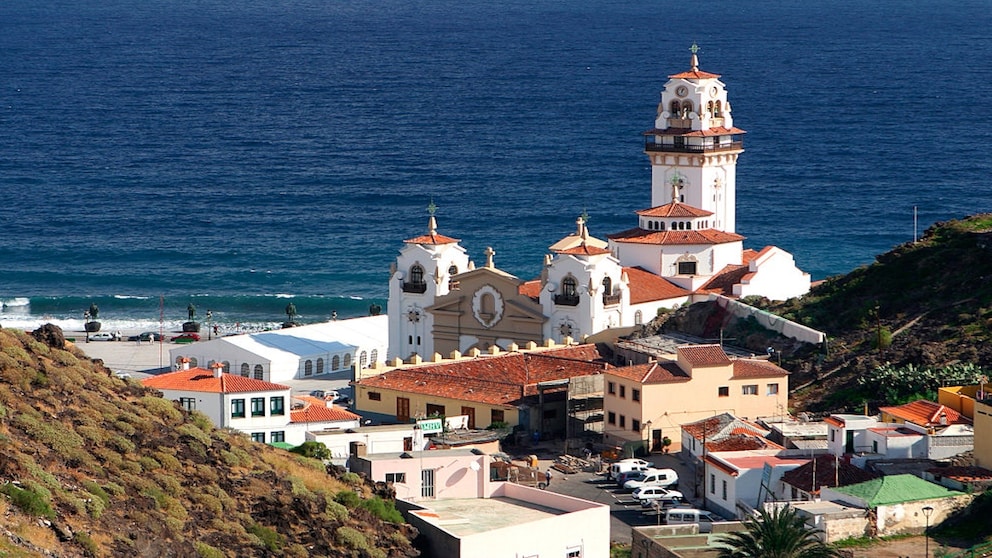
left=357, top=345, right=609, bottom=406
left=732, top=358, right=789, bottom=379
left=608, top=361, right=690, bottom=384
left=681, top=413, right=768, bottom=441
left=290, top=397, right=361, bottom=423
left=924, top=466, right=992, bottom=482
left=635, top=203, right=713, bottom=218
left=608, top=227, right=744, bottom=246
left=142, top=368, right=288, bottom=394
left=781, top=455, right=881, bottom=494
left=623, top=266, right=691, bottom=304
left=518, top=280, right=542, bottom=300
left=706, top=434, right=782, bottom=452
left=555, top=243, right=612, bottom=256
left=404, top=233, right=460, bottom=245
left=696, top=263, right=749, bottom=297
left=668, top=69, right=721, bottom=79
left=878, top=400, right=972, bottom=427
left=678, top=344, right=731, bottom=366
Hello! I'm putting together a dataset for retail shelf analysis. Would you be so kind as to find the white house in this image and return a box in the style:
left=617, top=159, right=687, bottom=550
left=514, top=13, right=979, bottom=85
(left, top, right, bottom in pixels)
left=169, top=315, right=388, bottom=383
left=704, top=449, right=809, bottom=519
left=142, top=362, right=361, bottom=446
left=352, top=448, right=610, bottom=558
left=307, top=423, right=427, bottom=465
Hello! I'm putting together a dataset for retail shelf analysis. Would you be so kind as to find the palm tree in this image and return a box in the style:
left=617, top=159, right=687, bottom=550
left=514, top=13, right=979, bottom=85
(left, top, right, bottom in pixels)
left=714, top=505, right=843, bottom=558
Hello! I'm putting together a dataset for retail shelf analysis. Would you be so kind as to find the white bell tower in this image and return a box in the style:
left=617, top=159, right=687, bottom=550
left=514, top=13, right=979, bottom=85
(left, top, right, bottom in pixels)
left=644, top=44, right=745, bottom=233
left=387, top=203, right=471, bottom=361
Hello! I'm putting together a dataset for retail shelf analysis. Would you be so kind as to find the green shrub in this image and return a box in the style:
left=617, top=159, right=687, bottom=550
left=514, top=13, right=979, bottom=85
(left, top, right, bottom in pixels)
left=288, top=441, right=331, bottom=460
left=139, top=455, right=162, bottom=472
left=340, top=471, right=361, bottom=485
left=335, top=526, right=370, bottom=551
left=248, top=523, right=283, bottom=552
left=195, top=542, right=226, bottom=558
left=140, top=396, right=184, bottom=424
left=360, top=496, right=404, bottom=523
left=83, top=481, right=110, bottom=506
left=154, top=451, right=182, bottom=472
left=75, top=531, right=100, bottom=557
left=325, top=499, right=349, bottom=522
left=177, top=423, right=212, bottom=446
left=334, top=490, right=361, bottom=508
left=189, top=410, right=214, bottom=432
left=1, top=482, right=55, bottom=519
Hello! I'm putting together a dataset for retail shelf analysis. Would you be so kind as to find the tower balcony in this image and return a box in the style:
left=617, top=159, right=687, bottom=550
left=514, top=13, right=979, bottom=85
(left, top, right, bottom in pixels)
left=402, top=281, right=428, bottom=294
left=553, top=293, right=580, bottom=306
left=602, top=293, right=622, bottom=307
left=645, top=138, right=743, bottom=153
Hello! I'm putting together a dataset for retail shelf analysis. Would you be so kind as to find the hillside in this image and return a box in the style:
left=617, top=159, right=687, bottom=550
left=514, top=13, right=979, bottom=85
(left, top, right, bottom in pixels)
left=654, top=213, right=992, bottom=413
left=0, top=326, right=418, bottom=557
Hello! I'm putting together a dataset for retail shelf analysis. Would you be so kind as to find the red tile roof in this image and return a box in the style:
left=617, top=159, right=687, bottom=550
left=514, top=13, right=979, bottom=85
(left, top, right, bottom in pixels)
left=681, top=413, right=768, bottom=442
left=142, top=368, right=287, bottom=394
left=781, top=455, right=881, bottom=494
left=518, top=279, right=542, bottom=300
left=678, top=344, right=731, bottom=366
left=636, top=203, right=713, bottom=218
left=644, top=126, right=745, bottom=137
left=404, top=232, right=460, bottom=245
left=879, top=400, right=972, bottom=427
left=608, top=227, right=744, bottom=246
left=357, top=345, right=609, bottom=406
left=555, top=243, right=612, bottom=256
left=925, top=466, right=992, bottom=482
left=623, top=267, right=691, bottom=304
left=290, top=396, right=361, bottom=423
left=608, top=361, right=690, bottom=384
left=668, top=69, right=721, bottom=80
left=732, top=359, right=788, bottom=379
left=696, top=263, right=749, bottom=297
left=706, top=434, right=783, bottom=452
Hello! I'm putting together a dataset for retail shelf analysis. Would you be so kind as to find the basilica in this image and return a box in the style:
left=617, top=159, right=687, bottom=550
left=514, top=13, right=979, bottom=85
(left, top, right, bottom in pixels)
left=387, top=47, right=811, bottom=361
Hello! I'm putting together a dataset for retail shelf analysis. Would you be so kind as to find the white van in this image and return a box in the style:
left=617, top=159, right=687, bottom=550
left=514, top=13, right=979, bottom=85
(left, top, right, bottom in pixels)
left=608, top=460, right=651, bottom=481
left=663, top=508, right=723, bottom=533
left=623, top=468, right=679, bottom=490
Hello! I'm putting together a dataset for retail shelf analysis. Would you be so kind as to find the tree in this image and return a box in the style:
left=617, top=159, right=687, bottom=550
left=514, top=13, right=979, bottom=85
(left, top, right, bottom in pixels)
left=714, top=505, right=842, bottom=558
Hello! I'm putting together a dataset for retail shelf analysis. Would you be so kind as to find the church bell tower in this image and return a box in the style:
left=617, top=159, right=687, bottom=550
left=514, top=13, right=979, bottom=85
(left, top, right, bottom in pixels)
left=644, top=44, right=746, bottom=233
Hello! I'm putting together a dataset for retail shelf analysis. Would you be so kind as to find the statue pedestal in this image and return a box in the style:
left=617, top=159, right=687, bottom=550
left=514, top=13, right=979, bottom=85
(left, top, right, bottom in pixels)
left=182, top=321, right=201, bottom=333
left=84, top=321, right=101, bottom=333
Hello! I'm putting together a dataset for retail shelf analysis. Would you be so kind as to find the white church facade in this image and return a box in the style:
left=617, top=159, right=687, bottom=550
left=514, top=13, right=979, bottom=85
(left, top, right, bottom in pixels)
left=387, top=46, right=811, bottom=361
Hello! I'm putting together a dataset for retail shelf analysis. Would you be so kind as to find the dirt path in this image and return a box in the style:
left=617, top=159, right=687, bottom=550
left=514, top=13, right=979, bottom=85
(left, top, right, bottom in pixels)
left=846, top=535, right=972, bottom=558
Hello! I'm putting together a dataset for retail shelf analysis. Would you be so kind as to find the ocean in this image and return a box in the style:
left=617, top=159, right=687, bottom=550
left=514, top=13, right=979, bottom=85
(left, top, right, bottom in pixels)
left=2, top=0, right=990, bottom=333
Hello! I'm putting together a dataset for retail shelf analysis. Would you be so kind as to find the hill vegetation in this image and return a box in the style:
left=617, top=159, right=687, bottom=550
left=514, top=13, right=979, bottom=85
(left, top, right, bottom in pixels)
left=0, top=327, right=418, bottom=557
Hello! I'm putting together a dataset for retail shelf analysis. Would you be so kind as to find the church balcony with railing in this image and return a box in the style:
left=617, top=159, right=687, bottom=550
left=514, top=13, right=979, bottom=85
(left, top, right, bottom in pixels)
left=602, top=293, right=621, bottom=307
left=644, top=137, right=743, bottom=154
left=402, top=281, right=427, bottom=294
left=553, top=293, right=580, bottom=306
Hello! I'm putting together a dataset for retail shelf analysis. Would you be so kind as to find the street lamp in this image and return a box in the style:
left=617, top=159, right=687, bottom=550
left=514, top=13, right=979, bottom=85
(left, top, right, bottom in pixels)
left=922, top=505, right=934, bottom=558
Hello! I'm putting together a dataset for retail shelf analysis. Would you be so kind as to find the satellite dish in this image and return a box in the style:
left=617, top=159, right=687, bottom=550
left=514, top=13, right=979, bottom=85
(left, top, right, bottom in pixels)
left=469, top=462, right=481, bottom=471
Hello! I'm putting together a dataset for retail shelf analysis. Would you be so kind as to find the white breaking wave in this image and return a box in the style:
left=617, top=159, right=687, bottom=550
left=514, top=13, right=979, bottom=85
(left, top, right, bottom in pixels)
left=1, top=297, right=31, bottom=308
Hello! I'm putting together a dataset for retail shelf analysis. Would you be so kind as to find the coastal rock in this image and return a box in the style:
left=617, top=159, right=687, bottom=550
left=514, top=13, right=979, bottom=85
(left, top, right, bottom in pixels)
left=31, top=323, right=66, bottom=350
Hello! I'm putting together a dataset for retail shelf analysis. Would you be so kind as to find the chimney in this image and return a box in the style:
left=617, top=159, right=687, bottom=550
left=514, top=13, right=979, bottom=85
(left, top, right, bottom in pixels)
left=211, top=362, right=224, bottom=378
left=180, top=357, right=191, bottom=371
left=349, top=441, right=367, bottom=458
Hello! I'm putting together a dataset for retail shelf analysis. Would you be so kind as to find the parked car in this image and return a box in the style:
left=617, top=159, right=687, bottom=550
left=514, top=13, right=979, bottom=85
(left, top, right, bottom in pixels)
left=171, top=332, right=200, bottom=342
left=89, top=332, right=114, bottom=341
left=662, top=508, right=724, bottom=533
left=616, top=468, right=654, bottom=488
left=134, top=332, right=162, bottom=341
left=633, top=486, right=684, bottom=506
left=624, top=468, right=679, bottom=490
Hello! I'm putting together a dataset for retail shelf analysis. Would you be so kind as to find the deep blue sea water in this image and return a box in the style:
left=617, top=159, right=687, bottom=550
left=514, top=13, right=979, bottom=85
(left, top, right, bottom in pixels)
left=2, top=0, right=990, bottom=332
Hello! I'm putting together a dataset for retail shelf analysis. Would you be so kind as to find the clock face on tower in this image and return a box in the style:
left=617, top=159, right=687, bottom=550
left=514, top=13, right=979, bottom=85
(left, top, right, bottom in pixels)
left=710, top=86, right=719, bottom=98
left=675, top=85, right=688, bottom=98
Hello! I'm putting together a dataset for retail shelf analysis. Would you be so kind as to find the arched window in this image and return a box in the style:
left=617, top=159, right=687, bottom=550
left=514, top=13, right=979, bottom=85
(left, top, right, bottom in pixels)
left=240, top=363, right=250, bottom=377
left=410, top=264, right=425, bottom=285
left=635, top=310, right=643, bottom=325
left=669, top=100, right=681, bottom=115
left=562, top=276, right=577, bottom=297
left=359, top=351, right=368, bottom=369
left=189, top=357, right=198, bottom=368
left=707, top=100, right=715, bottom=117
left=222, top=361, right=231, bottom=373
left=448, top=264, right=459, bottom=288
left=316, top=358, right=324, bottom=375
left=659, top=221, right=666, bottom=231
left=174, top=356, right=184, bottom=370
left=681, top=101, right=693, bottom=116
left=686, top=221, right=692, bottom=230
left=602, top=277, right=613, bottom=295
left=253, top=364, right=264, bottom=380
left=332, top=355, right=341, bottom=370
left=304, top=360, right=313, bottom=376
left=343, top=353, right=352, bottom=370
left=715, top=100, right=722, bottom=116
left=370, top=349, right=378, bottom=366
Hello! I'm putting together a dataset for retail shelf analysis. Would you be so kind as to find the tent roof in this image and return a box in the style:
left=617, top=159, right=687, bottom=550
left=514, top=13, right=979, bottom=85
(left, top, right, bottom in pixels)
left=830, top=474, right=964, bottom=506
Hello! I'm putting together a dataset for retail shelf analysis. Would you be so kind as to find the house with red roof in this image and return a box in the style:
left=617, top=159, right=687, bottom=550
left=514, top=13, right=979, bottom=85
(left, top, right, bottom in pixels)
left=703, top=449, right=809, bottom=519
left=602, top=344, right=788, bottom=454
left=387, top=46, right=811, bottom=363
left=142, top=360, right=360, bottom=446
left=354, top=343, right=608, bottom=438
left=825, top=406, right=974, bottom=464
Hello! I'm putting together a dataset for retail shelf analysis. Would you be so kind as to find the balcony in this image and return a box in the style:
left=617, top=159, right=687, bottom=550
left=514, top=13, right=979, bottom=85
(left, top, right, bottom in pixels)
left=602, top=293, right=621, bottom=306
left=644, top=138, right=743, bottom=154
left=553, top=293, right=580, bottom=306
left=402, top=281, right=427, bottom=294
